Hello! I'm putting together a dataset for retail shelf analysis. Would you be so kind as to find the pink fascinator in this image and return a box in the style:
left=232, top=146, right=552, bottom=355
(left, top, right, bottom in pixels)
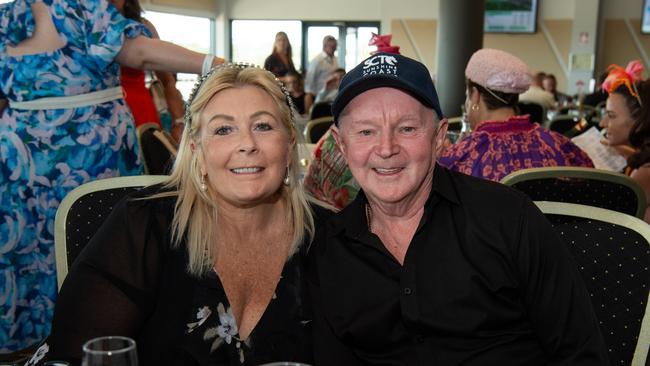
left=369, top=33, right=400, bottom=54
left=602, top=60, right=644, bottom=102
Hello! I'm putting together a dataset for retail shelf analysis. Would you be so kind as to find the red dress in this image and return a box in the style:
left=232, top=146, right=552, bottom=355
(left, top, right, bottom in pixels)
left=120, top=66, right=160, bottom=127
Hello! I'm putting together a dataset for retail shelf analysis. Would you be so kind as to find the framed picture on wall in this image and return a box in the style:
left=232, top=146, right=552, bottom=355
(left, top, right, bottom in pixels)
left=484, top=0, right=539, bottom=34
left=642, top=0, right=650, bottom=34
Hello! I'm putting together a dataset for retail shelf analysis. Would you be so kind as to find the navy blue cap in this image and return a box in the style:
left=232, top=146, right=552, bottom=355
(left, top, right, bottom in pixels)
left=332, top=53, right=444, bottom=125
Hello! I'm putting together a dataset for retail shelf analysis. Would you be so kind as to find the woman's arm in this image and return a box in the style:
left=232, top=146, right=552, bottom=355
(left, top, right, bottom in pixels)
left=116, top=35, right=224, bottom=74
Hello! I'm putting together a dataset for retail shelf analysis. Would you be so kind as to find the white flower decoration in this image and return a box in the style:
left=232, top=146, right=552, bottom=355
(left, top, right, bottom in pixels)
left=25, top=342, right=49, bottom=366
left=203, top=302, right=240, bottom=352
left=187, top=306, right=212, bottom=333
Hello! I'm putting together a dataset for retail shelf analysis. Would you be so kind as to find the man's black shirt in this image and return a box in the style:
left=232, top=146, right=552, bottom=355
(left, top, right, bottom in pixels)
left=308, top=165, right=608, bottom=365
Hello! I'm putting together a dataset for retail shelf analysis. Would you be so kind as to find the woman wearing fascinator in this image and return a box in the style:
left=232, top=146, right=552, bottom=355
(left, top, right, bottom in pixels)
left=600, top=60, right=650, bottom=223
left=32, top=64, right=330, bottom=365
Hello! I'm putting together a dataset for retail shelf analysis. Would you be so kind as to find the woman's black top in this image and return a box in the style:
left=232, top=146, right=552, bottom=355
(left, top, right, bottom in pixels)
left=39, top=186, right=329, bottom=365
left=264, top=53, right=296, bottom=77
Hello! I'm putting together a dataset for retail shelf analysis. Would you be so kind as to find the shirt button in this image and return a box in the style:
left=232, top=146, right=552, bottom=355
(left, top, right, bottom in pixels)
left=404, top=287, right=412, bottom=295
left=415, top=335, right=425, bottom=343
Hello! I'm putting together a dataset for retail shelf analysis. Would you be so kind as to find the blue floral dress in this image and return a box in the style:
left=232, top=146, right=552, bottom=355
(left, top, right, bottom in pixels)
left=0, top=0, right=145, bottom=351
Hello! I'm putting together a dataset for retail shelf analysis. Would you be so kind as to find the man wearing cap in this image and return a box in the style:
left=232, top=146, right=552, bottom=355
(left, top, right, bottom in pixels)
left=308, top=52, right=608, bottom=365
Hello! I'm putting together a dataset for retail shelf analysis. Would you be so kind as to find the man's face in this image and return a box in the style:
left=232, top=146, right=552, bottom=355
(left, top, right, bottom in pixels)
left=324, top=40, right=337, bottom=57
left=333, top=87, right=447, bottom=206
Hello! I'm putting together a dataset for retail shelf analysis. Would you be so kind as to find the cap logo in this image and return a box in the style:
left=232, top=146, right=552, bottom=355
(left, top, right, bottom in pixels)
left=362, top=55, right=398, bottom=77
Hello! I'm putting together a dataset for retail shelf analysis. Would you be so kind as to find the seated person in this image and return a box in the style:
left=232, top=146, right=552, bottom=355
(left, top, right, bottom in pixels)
left=282, top=71, right=307, bottom=116
left=439, top=48, right=594, bottom=182
left=304, top=125, right=360, bottom=210
left=314, top=68, right=346, bottom=104
left=308, top=52, right=608, bottom=365
left=582, top=71, right=609, bottom=107
left=519, top=71, right=555, bottom=110
left=600, top=60, right=650, bottom=223
left=32, top=65, right=327, bottom=365
left=543, top=73, right=572, bottom=105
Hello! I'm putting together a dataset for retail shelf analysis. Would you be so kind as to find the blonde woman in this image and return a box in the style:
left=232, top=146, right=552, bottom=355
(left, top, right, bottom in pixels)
left=37, top=65, right=328, bottom=365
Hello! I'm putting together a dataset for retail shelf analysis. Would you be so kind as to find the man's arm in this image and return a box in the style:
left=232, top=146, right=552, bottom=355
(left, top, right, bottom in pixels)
left=515, top=199, right=609, bottom=365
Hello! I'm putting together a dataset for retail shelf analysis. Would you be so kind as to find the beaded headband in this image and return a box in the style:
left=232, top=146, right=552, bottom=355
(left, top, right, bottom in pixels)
left=184, top=62, right=297, bottom=127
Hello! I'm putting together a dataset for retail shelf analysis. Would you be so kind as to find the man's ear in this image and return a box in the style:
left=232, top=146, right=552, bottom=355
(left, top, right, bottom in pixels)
left=434, top=118, right=448, bottom=156
left=331, top=125, right=346, bottom=156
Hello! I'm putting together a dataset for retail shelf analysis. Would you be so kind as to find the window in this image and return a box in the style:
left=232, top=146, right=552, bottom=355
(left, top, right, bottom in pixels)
left=231, top=20, right=303, bottom=71
left=302, top=22, right=379, bottom=71
left=144, top=10, right=213, bottom=99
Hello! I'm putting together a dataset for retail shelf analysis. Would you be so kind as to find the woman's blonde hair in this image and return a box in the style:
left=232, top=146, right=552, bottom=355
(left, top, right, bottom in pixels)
left=157, top=64, right=314, bottom=276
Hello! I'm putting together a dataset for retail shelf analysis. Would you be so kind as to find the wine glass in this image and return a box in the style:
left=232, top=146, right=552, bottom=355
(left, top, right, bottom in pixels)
left=81, top=336, right=138, bottom=366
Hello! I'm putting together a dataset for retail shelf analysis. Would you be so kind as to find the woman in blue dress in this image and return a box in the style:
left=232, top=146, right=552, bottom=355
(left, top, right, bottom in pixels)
left=0, top=0, right=223, bottom=352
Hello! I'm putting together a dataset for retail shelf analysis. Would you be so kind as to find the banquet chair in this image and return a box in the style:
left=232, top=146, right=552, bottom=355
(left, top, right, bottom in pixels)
left=534, top=201, right=650, bottom=366
left=137, top=122, right=177, bottom=175
left=309, top=101, right=333, bottom=119
left=304, top=116, right=335, bottom=143
left=517, top=101, right=545, bottom=124
left=502, top=167, right=647, bottom=219
left=53, top=175, right=168, bottom=289
left=548, top=114, right=579, bottom=135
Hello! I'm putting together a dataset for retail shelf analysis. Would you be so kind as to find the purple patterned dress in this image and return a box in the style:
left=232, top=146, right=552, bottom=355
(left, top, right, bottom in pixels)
left=438, top=115, right=594, bottom=182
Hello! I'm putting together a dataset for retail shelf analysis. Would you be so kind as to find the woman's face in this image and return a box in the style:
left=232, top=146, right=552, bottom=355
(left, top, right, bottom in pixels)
left=601, top=93, right=634, bottom=146
left=275, top=35, right=288, bottom=53
left=196, top=85, right=292, bottom=208
left=109, top=0, right=125, bottom=13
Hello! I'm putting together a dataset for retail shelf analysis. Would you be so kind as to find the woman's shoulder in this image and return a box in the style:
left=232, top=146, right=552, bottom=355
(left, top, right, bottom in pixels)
left=631, top=164, right=650, bottom=192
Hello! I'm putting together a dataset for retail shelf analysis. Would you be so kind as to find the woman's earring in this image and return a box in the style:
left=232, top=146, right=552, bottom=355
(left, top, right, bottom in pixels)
left=283, top=167, right=291, bottom=186
left=471, top=104, right=479, bottom=112
left=200, top=174, right=208, bottom=192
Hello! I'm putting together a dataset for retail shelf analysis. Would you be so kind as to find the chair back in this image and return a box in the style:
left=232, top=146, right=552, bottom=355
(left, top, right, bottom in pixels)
left=502, top=167, right=647, bottom=219
left=137, top=122, right=176, bottom=175
left=304, top=116, right=335, bottom=143
left=535, top=201, right=650, bottom=366
left=53, top=175, right=168, bottom=289
left=517, top=102, right=545, bottom=124
left=310, top=101, right=333, bottom=119
left=548, top=114, right=579, bottom=134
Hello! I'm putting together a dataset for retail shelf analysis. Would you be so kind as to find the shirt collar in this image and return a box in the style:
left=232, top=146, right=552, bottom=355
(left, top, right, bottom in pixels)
left=329, top=164, right=460, bottom=239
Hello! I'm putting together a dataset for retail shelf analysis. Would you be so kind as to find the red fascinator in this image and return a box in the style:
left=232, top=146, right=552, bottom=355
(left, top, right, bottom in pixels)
left=369, top=33, right=400, bottom=54
left=602, top=60, right=645, bottom=104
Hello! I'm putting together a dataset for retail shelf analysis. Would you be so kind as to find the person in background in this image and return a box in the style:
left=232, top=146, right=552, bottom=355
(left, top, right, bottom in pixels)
left=264, top=31, right=297, bottom=78
left=314, top=68, right=345, bottom=104
left=0, top=0, right=224, bottom=352
left=308, top=52, right=608, bottom=365
left=439, top=49, right=593, bottom=182
left=543, top=73, right=572, bottom=105
left=600, top=60, right=650, bottom=223
left=32, top=64, right=328, bottom=365
left=304, top=35, right=339, bottom=113
left=112, top=0, right=185, bottom=139
left=283, top=71, right=307, bottom=116
left=582, top=71, right=609, bottom=107
left=519, top=71, right=555, bottom=109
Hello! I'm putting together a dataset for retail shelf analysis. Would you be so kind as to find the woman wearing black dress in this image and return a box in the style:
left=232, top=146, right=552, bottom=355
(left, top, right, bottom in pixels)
left=33, top=64, right=328, bottom=365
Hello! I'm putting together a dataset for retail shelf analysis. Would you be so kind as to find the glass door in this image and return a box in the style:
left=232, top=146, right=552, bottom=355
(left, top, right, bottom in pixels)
left=303, top=21, right=380, bottom=71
